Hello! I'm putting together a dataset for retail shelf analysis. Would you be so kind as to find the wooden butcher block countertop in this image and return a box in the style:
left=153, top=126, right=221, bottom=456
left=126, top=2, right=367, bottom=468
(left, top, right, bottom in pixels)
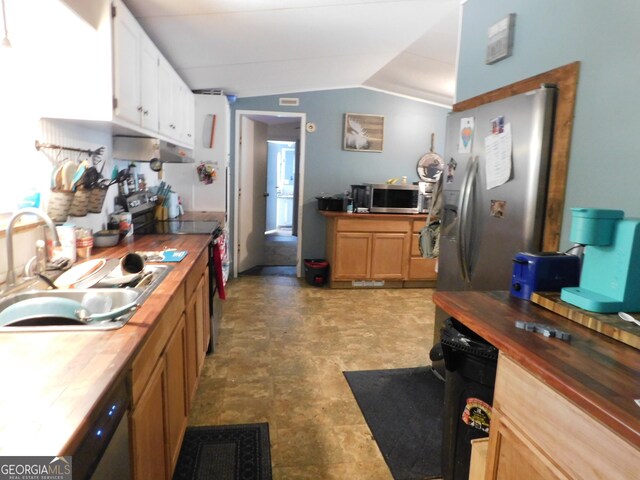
left=0, top=234, right=211, bottom=456
left=433, top=290, right=640, bottom=448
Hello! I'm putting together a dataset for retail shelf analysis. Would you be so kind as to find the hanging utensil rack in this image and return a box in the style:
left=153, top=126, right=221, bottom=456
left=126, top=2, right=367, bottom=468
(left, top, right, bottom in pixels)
left=35, top=140, right=105, bottom=162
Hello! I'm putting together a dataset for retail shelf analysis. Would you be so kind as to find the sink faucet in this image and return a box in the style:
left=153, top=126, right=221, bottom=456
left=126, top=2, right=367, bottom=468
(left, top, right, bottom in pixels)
left=5, top=207, right=60, bottom=288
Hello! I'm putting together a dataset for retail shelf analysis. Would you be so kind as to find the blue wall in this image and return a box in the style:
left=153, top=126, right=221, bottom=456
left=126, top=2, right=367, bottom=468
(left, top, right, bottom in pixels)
left=232, top=88, right=450, bottom=259
left=457, top=0, right=640, bottom=248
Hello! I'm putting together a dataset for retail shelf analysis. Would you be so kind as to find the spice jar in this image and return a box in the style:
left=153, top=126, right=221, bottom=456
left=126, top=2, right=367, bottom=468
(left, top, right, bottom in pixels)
left=75, top=228, right=94, bottom=259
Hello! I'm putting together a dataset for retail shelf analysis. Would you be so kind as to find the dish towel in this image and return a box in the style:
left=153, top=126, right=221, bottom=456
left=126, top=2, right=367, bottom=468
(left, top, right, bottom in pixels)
left=213, top=240, right=226, bottom=300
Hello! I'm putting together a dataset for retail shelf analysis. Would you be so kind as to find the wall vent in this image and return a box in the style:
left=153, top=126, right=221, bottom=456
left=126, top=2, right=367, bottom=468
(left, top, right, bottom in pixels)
left=193, top=88, right=225, bottom=95
left=279, top=97, right=300, bottom=107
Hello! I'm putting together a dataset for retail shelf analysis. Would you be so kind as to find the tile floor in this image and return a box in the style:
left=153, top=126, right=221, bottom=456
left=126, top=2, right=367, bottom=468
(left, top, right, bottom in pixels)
left=188, top=275, right=437, bottom=479
left=264, top=230, right=297, bottom=266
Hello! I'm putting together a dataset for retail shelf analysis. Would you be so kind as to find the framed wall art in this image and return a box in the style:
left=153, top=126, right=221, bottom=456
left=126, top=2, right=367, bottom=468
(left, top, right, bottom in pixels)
left=343, top=113, right=384, bottom=152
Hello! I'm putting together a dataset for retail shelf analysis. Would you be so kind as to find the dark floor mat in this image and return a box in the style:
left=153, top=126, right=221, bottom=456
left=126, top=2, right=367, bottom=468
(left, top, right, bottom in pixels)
left=344, top=367, right=444, bottom=480
left=172, top=423, right=272, bottom=480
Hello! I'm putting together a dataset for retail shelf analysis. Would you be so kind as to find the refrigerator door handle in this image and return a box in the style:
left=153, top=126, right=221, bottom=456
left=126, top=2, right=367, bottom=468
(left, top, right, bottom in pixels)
left=457, top=156, right=478, bottom=283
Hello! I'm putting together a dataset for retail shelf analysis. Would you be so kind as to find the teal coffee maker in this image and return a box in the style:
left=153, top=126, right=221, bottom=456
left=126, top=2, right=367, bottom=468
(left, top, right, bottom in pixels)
left=561, top=208, right=640, bottom=313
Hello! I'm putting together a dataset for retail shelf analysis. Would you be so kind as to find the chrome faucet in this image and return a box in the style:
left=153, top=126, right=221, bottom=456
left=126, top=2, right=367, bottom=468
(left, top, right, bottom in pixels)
left=5, top=208, right=60, bottom=287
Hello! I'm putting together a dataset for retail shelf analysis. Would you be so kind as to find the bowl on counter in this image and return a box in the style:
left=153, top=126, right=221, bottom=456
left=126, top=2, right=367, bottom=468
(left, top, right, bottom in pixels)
left=93, top=230, right=120, bottom=248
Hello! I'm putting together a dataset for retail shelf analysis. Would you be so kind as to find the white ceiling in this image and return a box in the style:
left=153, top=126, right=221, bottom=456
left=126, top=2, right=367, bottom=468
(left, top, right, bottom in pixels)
left=124, top=0, right=460, bottom=106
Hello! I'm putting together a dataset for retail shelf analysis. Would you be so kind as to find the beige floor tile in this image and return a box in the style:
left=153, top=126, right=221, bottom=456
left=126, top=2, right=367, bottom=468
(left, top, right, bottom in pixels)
left=189, top=275, right=435, bottom=478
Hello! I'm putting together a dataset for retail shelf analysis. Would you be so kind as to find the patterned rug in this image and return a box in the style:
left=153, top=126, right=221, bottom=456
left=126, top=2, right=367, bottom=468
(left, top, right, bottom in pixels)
left=172, top=423, right=272, bottom=480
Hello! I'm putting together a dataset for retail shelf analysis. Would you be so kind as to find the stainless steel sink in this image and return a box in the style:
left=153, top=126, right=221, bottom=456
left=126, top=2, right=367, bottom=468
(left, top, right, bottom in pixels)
left=0, top=264, right=173, bottom=332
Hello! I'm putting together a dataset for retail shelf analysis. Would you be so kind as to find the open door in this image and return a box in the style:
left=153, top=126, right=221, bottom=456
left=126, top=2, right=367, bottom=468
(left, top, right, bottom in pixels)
left=237, top=116, right=268, bottom=273
left=292, top=139, right=301, bottom=236
left=234, top=111, right=306, bottom=278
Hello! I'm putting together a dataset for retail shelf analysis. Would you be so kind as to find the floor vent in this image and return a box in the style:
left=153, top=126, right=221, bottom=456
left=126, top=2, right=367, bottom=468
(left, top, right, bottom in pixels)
left=279, top=97, right=300, bottom=107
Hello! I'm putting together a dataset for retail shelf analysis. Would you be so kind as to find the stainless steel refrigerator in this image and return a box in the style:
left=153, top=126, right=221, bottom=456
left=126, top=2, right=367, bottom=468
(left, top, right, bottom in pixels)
left=434, top=85, right=557, bottom=334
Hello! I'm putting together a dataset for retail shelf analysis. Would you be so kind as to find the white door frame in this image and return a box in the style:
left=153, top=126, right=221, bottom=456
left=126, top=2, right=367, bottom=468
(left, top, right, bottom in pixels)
left=233, top=110, right=306, bottom=278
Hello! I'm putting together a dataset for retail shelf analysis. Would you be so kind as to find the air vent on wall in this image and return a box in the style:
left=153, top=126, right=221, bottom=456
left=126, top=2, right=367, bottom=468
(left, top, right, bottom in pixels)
left=193, top=88, right=225, bottom=95
left=279, top=97, right=300, bottom=107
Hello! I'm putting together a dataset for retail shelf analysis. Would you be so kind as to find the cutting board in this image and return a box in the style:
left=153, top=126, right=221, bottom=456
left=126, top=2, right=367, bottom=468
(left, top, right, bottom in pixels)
left=530, top=292, right=640, bottom=350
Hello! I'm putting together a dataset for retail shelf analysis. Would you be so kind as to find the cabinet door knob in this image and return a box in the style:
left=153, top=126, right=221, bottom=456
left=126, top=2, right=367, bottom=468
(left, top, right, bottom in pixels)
left=137, top=106, right=143, bottom=112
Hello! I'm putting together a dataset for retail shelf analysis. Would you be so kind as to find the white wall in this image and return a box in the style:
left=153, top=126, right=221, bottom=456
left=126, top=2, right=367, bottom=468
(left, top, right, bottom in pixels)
left=0, top=0, right=164, bottom=283
left=0, top=0, right=112, bottom=214
left=0, top=119, right=116, bottom=283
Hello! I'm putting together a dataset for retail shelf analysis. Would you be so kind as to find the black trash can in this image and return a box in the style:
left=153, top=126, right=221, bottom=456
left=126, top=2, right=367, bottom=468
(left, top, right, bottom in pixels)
left=440, top=317, right=498, bottom=480
left=304, top=259, right=329, bottom=286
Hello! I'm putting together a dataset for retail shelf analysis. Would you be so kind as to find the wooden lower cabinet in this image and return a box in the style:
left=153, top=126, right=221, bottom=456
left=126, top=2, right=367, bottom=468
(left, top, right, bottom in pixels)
left=370, top=233, right=408, bottom=279
left=408, top=221, right=437, bottom=281
left=194, top=275, right=207, bottom=373
left=333, top=232, right=371, bottom=279
left=202, top=272, right=211, bottom=353
left=185, top=291, right=198, bottom=403
left=485, top=354, right=640, bottom=480
left=185, top=272, right=210, bottom=402
left=324, top=213, right=436, bottom=286
left=334, top=231, right=408, bottom=279
left=130, top=259, right=212, bottom=479
left=164, top=314, right=188, bottom=469
left=131, top=359, right=169, bottom=480
left=131, top=313, right=188, bottom=480
left=486, top=412, right=567, bottom=480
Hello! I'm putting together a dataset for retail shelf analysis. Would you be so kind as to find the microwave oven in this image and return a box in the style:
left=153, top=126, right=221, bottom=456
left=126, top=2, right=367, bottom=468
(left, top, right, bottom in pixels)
left=365, top=183, right=424, bottom=214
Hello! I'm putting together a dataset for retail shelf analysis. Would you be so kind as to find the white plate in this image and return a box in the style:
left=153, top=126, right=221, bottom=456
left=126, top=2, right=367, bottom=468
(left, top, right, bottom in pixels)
left=54, top=259, right=107, bottom=289
left=94, top=265, right=143, bottom=287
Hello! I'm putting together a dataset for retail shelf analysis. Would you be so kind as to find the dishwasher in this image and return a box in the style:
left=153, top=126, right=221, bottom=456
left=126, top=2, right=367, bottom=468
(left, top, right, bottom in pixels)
left=72, top=374, right=131, bottom=480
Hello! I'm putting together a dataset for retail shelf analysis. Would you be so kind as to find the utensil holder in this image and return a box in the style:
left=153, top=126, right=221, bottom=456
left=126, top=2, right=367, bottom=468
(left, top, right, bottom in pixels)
left=47, top=190, right=74, bottom=223
left=69, top=188, right=91, bottom=217
left=88, top=187, right=108, bottom=213
left=155, top=205, right=168, bottom=220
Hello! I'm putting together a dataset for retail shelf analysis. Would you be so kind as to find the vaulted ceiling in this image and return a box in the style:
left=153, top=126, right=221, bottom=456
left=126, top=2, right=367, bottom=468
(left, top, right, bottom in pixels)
left=123, top=0, right=460, bottom=105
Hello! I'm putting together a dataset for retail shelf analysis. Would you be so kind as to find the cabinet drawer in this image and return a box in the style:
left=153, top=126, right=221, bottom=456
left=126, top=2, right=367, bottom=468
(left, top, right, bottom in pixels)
left=408, top=257, right=437, bottom=280
left=413, top=218, right=438, bottom=232
left=494, top=354, right=640, bottom=479
left=336, top=218, right=410, bottom=233
left=185, top=249, right=207, bottom=300
left=411, top=233, right=421, bottom=256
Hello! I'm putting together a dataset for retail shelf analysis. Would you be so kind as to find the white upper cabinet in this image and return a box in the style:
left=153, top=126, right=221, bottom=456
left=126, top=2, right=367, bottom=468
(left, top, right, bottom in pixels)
left=113, top=0, right=147, bottom=126
left=179, top=76, right=196, bottom=145
left=139, top=35, right=160, bottom=132
left=158, top=56, right=176, bottom=139
left=112, top=0, right=193, bottom=148
left=158, top=57, right=195, bottom=146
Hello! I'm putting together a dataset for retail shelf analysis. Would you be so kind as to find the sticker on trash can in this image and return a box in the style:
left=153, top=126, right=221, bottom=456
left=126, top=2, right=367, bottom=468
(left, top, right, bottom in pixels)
left=461, top=397, right=492, bottom=433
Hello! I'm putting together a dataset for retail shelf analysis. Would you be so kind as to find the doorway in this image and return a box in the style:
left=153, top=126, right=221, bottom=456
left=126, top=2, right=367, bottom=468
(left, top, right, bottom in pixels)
left=234, top=111, right=306, bottom=278
left=264, top=140, right=297, bottom=267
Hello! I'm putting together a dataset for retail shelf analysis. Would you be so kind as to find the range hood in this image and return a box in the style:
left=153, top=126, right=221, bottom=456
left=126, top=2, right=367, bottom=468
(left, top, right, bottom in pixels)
left=113, top=136, right=195, bottom=164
